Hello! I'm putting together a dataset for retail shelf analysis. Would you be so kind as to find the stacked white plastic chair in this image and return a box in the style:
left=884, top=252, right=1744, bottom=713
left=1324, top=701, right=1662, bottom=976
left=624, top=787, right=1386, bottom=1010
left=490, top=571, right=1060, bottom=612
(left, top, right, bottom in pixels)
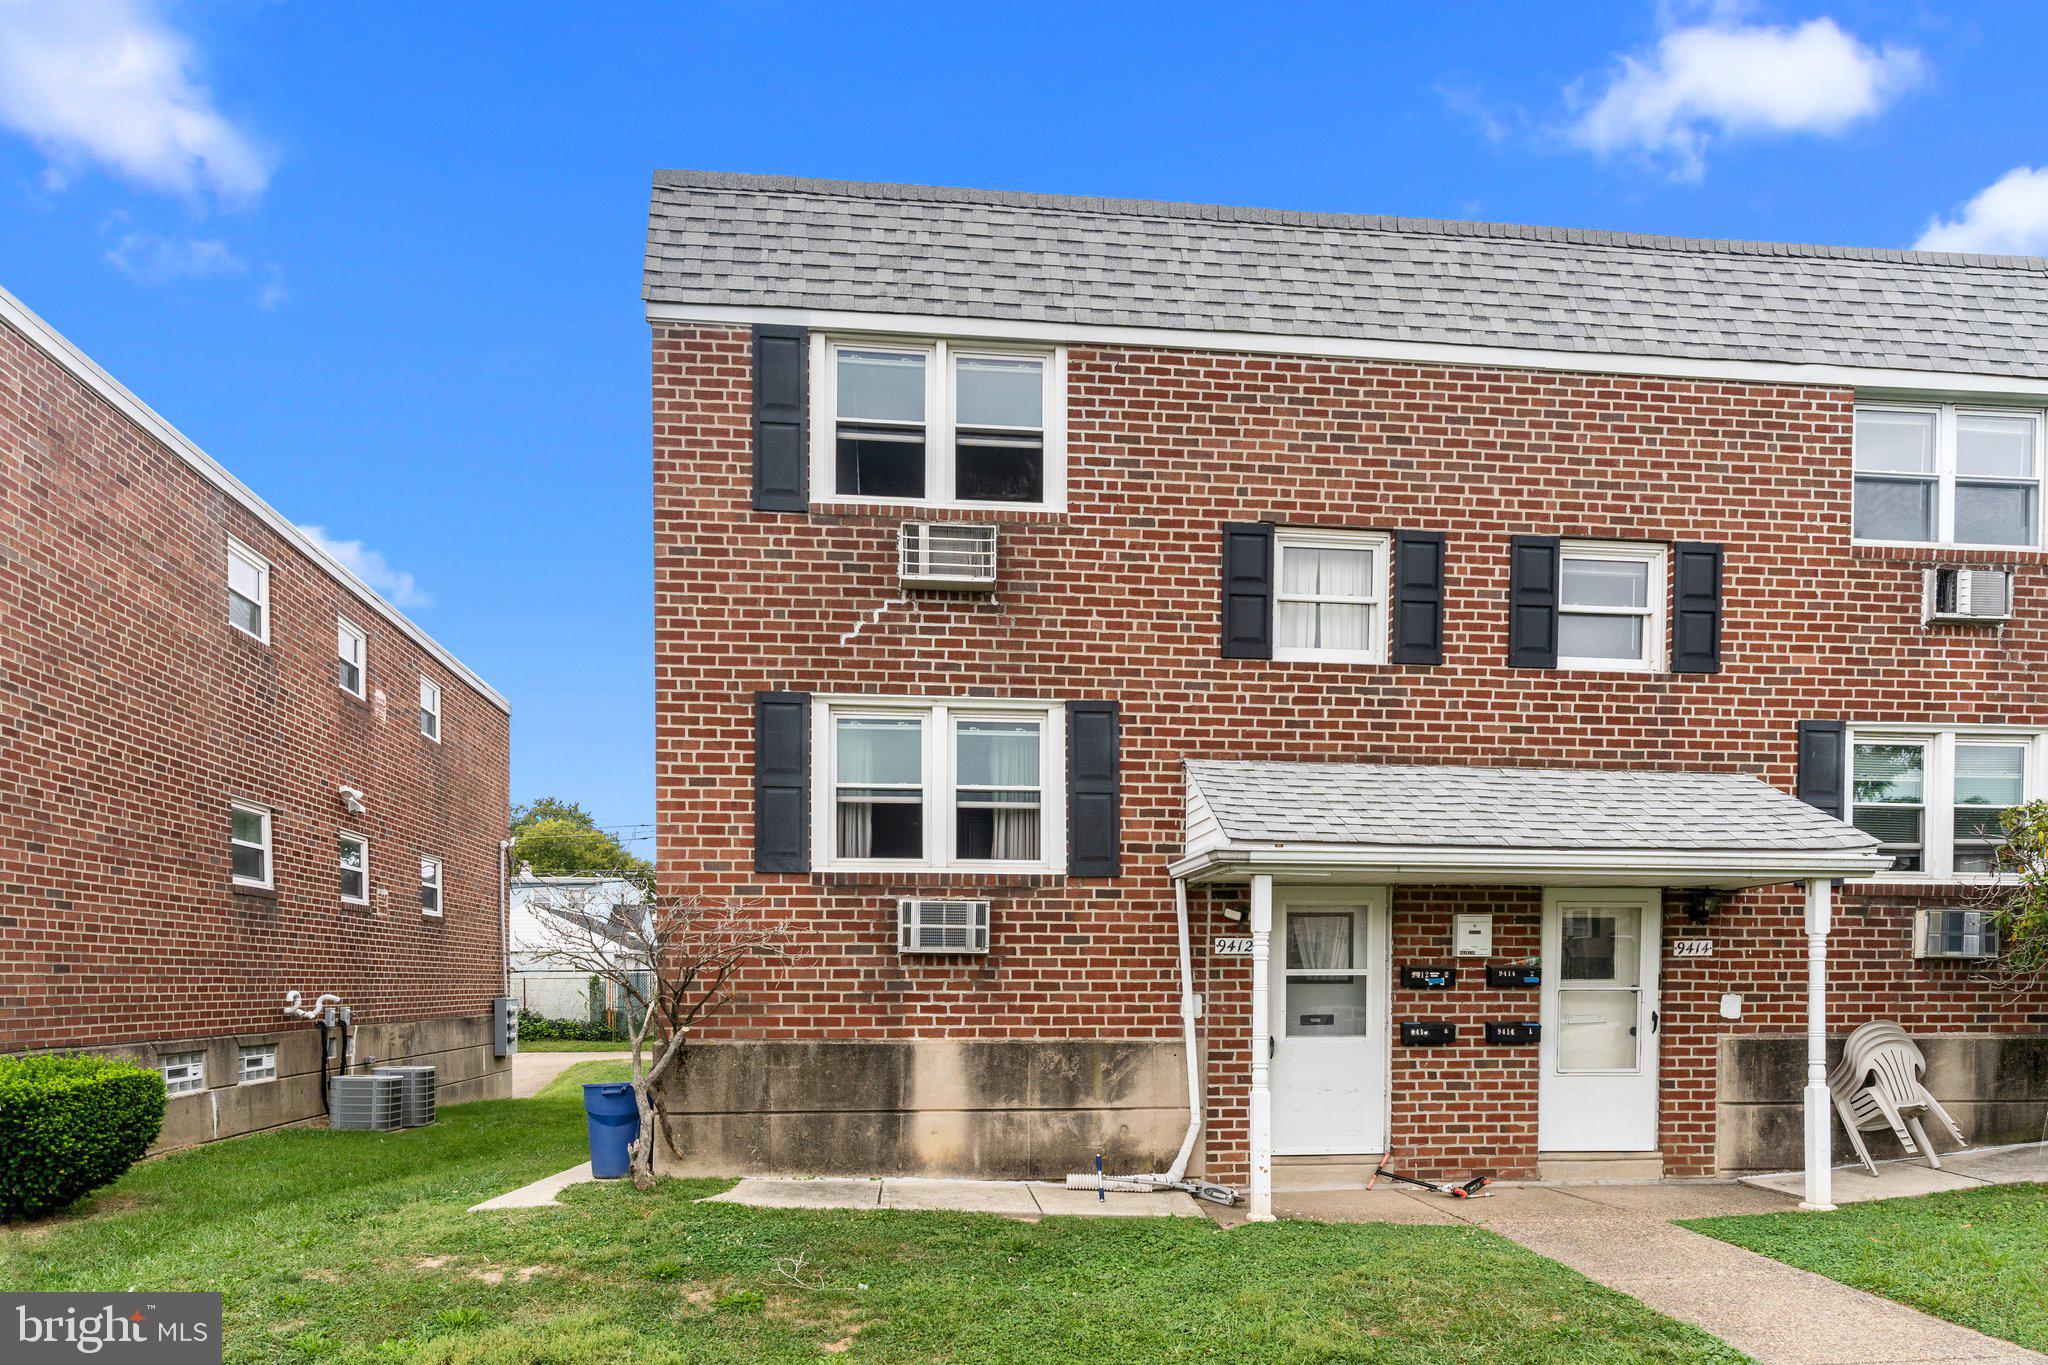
left=1827, top=1021, right=1969, bottom=1176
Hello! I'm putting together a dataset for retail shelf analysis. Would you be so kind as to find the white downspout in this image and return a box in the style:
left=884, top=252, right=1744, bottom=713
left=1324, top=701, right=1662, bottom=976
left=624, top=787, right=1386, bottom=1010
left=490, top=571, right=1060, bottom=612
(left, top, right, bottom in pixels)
left=1248, top=873, right=1275, bottom=1222
left=1165, top=876, right=1202, bottom=1183
left=499, top=838, right=515, bottom=996
left=1801, top=876, right=1835, bottom=1211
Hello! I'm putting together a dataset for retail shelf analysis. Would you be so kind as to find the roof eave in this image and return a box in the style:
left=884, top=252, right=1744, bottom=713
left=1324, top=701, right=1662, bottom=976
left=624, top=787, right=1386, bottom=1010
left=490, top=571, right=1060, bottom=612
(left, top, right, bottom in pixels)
left=1167, top=843, right=1891, bottom=888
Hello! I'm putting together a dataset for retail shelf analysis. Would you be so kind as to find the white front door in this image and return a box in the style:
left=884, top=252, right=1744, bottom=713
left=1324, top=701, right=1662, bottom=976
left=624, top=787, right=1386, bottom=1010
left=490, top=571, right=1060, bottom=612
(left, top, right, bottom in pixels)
left=1270, top=888, right=1390, bottom=1155
left=1538, top=888, right=1662, bottom=1152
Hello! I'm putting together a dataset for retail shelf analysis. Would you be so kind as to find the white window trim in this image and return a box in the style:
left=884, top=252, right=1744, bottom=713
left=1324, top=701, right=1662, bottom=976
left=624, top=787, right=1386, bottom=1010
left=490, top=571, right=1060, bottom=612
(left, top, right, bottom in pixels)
left=1272, top=528, right=1391, bottom=665
left=231, top=800, right=273, bottom=890
left=339, top=830, right=370, bottom=905
left=809, top=335, right=1067, bottom=511
left=337, top=615, right=367, bottom=698
left=1556, top=540, right=1667, bottom=673
left=161, top=1051, right=205, bottom=1097
left=1847, top=724, right=2046, bottom=882
left=237, top=1044, right=277, bottom=1085
left=810, top=696, right=1068, bottom=873
left=1852, top=401, right=2048, bottom=552
left=420, top=855, right=444, bottom=917
left=419, top=675, right=443, bottom=742
left=226, top=537, right=270, bottom=643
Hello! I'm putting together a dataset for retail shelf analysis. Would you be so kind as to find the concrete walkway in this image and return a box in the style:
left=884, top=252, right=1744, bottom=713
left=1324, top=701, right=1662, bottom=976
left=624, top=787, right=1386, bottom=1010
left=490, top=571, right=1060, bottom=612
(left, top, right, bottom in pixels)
left=707, top=1176, right=1204, bottom=1219
left=471, top=1162, right=599, bottom=1211
left=509, top=1049, right=629, bottom=1098
left=1264, top=1175, right=2043, bottom=1364
left=1741, top=1140, right=2048, bottom=1205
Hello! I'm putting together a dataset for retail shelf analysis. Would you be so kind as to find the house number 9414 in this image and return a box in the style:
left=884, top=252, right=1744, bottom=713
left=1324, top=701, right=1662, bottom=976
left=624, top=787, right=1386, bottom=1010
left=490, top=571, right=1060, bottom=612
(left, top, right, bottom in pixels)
left=1672, top=940, right=1714, bottom=959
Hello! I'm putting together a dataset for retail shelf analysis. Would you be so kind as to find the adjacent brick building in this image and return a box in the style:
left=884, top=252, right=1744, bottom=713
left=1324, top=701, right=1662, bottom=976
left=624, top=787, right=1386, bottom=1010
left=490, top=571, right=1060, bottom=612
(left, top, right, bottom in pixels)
left=0, top=285, right=513, bottom=1148
left=646, top=172, right=2048, bottom=1208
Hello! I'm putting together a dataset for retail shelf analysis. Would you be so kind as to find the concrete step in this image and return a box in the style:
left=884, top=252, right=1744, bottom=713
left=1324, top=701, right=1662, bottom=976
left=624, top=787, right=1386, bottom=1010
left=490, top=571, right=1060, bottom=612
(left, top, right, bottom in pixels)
left=1537, top=1151, right=1664, bottom=1183
left=1272, top=1154, right=1385, bottom=1191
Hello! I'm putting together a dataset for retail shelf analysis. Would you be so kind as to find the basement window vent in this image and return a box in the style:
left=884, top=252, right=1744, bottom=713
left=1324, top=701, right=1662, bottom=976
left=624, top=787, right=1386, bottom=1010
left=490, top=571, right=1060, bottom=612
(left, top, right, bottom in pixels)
left=1913, top=908, right=2000, bottom=960
left=898, top=897, right=991, bottom=954
left=899, top=522, right=998, bottom=589
left=1927, top=567, right=2012, bottom=624
left=238, top=1045, right=277, bottom=1084
left=160, top=1051, right=206, bottom=1097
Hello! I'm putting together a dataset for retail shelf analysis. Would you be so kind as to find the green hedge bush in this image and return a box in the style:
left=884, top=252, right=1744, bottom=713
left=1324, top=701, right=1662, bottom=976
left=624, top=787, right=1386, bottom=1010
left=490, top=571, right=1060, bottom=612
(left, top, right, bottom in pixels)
left=0, top=1054, right=166, bottom=1221
left=515, top=1010, right=628, bottom=1042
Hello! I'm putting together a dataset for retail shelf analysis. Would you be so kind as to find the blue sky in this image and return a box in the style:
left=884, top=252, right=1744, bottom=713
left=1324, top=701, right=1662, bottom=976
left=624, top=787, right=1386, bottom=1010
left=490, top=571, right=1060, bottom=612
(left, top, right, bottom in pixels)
left=3, top=1, right=2044, bottom=855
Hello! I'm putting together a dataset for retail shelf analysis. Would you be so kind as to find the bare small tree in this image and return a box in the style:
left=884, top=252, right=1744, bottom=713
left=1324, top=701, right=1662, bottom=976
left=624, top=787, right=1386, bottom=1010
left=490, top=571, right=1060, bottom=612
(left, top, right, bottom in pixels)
left=523, top=880, right=786, bottom=1188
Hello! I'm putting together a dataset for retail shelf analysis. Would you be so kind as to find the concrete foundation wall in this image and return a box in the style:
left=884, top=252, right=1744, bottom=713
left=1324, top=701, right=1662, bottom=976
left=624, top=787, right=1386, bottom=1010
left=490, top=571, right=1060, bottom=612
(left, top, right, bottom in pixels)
left=653, top=1038, right=1188, bottom=1179
left=70, top=1012, right=512, bottom=1152
left=1717, top=1034, right=2048, bottom=1173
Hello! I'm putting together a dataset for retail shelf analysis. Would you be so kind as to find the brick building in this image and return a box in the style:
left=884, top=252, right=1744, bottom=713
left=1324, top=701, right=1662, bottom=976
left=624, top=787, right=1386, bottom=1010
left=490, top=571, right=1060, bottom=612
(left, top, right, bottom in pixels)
left=0, top=285, right=513, bottom=1148
left=646, top=172, right=2048, bottom=1213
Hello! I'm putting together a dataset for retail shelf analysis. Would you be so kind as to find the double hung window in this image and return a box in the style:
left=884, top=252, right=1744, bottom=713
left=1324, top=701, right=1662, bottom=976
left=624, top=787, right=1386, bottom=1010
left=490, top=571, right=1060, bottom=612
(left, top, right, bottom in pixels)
left=1557, top=543, right=1666, bottom=671
left=1850, top=729, right=2041, bottom=879
left=1854, top=405, right=2044, bottom=548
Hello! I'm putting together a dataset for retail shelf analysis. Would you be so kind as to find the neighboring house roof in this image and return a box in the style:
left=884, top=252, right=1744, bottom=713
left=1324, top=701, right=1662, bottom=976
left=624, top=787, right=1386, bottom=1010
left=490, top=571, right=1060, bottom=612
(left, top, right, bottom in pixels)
left=0, top=284, right=507, bottom=713
left=1178, top=760, right=1886, bottom=886
left=645, top=170, right=2048, bottom=382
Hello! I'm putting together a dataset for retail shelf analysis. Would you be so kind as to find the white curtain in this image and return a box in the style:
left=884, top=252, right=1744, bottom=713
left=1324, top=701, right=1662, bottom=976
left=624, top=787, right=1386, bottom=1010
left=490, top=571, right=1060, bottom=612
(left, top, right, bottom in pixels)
left=1286, top=913, right=1353, bottom=972
left=1279, top=547, right=1372, bottom=651
left=962, top=720, right=1040, bottom=860
left=836, top=717, right=921, bottom=859
left=838, top=803, right=873, bottom=858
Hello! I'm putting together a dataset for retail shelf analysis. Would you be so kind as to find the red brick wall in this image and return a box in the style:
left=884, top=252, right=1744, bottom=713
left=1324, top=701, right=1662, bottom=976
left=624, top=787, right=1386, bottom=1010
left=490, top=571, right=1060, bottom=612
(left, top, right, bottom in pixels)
left=0, top=317, right=510, bottom=1055
left=652, top=323, right=2048, bottom=1176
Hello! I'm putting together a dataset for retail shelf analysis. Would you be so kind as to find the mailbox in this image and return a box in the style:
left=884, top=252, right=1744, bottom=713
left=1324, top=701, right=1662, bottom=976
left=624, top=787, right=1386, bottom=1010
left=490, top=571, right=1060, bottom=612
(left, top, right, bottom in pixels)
left=1400, top=1020, right=1457, bottom=1047
left=1487, top=964, right=1541, bottom=989
left=1485, top=1021, right=1541, bottom=1045
left=1401, top=965, right=1456, bottom=990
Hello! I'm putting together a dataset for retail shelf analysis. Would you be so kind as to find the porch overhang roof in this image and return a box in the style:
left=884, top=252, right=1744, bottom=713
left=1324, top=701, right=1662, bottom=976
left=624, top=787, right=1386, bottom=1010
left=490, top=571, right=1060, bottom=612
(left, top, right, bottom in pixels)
left=1171, top=760, right=1891, bottom=889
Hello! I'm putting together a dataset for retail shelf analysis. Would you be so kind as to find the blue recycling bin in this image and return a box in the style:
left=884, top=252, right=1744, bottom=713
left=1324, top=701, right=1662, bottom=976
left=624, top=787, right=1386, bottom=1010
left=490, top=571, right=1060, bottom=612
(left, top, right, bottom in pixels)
left=582, top=1082, right=641, bottom=1179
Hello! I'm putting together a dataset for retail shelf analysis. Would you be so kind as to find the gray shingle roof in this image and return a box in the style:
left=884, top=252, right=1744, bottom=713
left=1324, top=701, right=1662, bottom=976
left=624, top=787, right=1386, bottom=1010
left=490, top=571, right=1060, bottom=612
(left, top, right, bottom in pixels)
left=645, top=171, right=2048, bottom=379
left=1186, top=761, right=1878, bottom=854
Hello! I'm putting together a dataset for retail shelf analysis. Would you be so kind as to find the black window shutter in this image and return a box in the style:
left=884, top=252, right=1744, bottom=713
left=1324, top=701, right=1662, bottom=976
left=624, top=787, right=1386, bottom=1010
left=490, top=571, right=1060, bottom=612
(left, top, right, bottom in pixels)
left=754, top=691, right=810, bottom=872
left=1391, top=530, right=1447, bottom=666
left=751, top=325, right=808, bottom=512
left=1671, top=542, right=1724, bottom=674
left=1067, top=701, right=1121, bottom=877
left=1506, top=535, right=1560, bottom=669
left=1220, top=523, right=1274, bottom=659
left=1796, top=720, right=1847, bottom=818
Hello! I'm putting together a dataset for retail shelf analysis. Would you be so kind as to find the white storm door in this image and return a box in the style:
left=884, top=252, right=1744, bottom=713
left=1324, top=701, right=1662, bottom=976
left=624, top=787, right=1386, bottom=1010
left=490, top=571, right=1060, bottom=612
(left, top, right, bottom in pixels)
left=1539, top=889, right=1661, bottom=1152
left=1270, top=890, right=1389, bottom=1156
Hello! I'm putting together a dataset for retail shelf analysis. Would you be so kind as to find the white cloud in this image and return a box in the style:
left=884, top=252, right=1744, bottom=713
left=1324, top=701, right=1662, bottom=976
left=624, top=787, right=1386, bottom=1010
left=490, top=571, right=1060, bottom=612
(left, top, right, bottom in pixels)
left=297, top=526, right=434, bottom=611
left=0, top=0, right=270, bottom=207
left=103, top=229, right=244, bottom=284
left=1915, top=168, right=2048, bottom=256
left=255, top=263, right=288, bottom=309
left=1565, top=16, right=1922, bottom=181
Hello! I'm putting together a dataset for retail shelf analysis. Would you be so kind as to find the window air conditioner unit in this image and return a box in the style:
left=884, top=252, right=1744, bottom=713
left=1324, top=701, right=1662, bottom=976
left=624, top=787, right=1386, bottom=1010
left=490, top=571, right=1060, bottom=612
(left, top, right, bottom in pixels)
left=1912, top=908, right=2000, bottom=959
left=899, top=522, right=998, bottom=589
left=898, top=897, right=991, bottom=954
left=1927, top=567, right=2012, bottom=624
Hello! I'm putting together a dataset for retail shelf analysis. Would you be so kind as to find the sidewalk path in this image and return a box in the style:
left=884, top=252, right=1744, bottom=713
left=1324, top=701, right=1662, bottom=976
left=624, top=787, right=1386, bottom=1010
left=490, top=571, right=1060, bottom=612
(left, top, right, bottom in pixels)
left=707, top=1176, right=1204, bottom=1219
left=510, top=1050, right=629, bottom=1098
left=1277, top=1182, right=2040, bottom=1365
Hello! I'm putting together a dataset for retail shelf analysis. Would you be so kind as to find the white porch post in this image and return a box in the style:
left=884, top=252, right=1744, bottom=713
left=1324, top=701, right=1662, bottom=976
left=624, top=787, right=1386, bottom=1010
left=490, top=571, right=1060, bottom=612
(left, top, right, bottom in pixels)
left=1801, top=876, right=1836, bottom=1212
left=1248, top=873, right=1275, bottom=1222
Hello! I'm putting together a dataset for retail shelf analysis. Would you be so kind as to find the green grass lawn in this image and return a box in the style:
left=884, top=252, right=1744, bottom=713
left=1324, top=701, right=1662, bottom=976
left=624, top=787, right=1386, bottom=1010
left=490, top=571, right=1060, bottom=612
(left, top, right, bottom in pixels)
left=2, top=1062, right=1739, bottom=1363
left=514, top=1039, right=635, bottom=1053
left=1687, top=1183, right=2048, bottom=1352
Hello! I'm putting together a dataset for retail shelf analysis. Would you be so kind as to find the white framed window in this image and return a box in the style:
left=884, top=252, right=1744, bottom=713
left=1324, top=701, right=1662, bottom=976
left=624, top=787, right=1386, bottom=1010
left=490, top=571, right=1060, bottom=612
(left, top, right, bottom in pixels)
left=237, top=1044, right=277, bottom=1085
left=418, top=676, right=442, bottom=741
left=813, top=697, right=1066, bottom=871
left=1849, top=726, right=2044, bottom=879
left=227, top=538, right=270, bottom=642
left=1273, top=529, right=1389, bottom=664
left=338, top=831, right=369, bottom=904
left=812, top=337, right=1064, bottom=509
left=1557, top=542, right=1666, bottom=672
left=231, top=801, right=272, bottom=889
left=1854, top=403, right=2045, bottom=549
left=161, top=1051, right=205, bottom=1096
left=336, top=616, right=367, bottom=697
left=420, top=855, right=443, bottom=916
